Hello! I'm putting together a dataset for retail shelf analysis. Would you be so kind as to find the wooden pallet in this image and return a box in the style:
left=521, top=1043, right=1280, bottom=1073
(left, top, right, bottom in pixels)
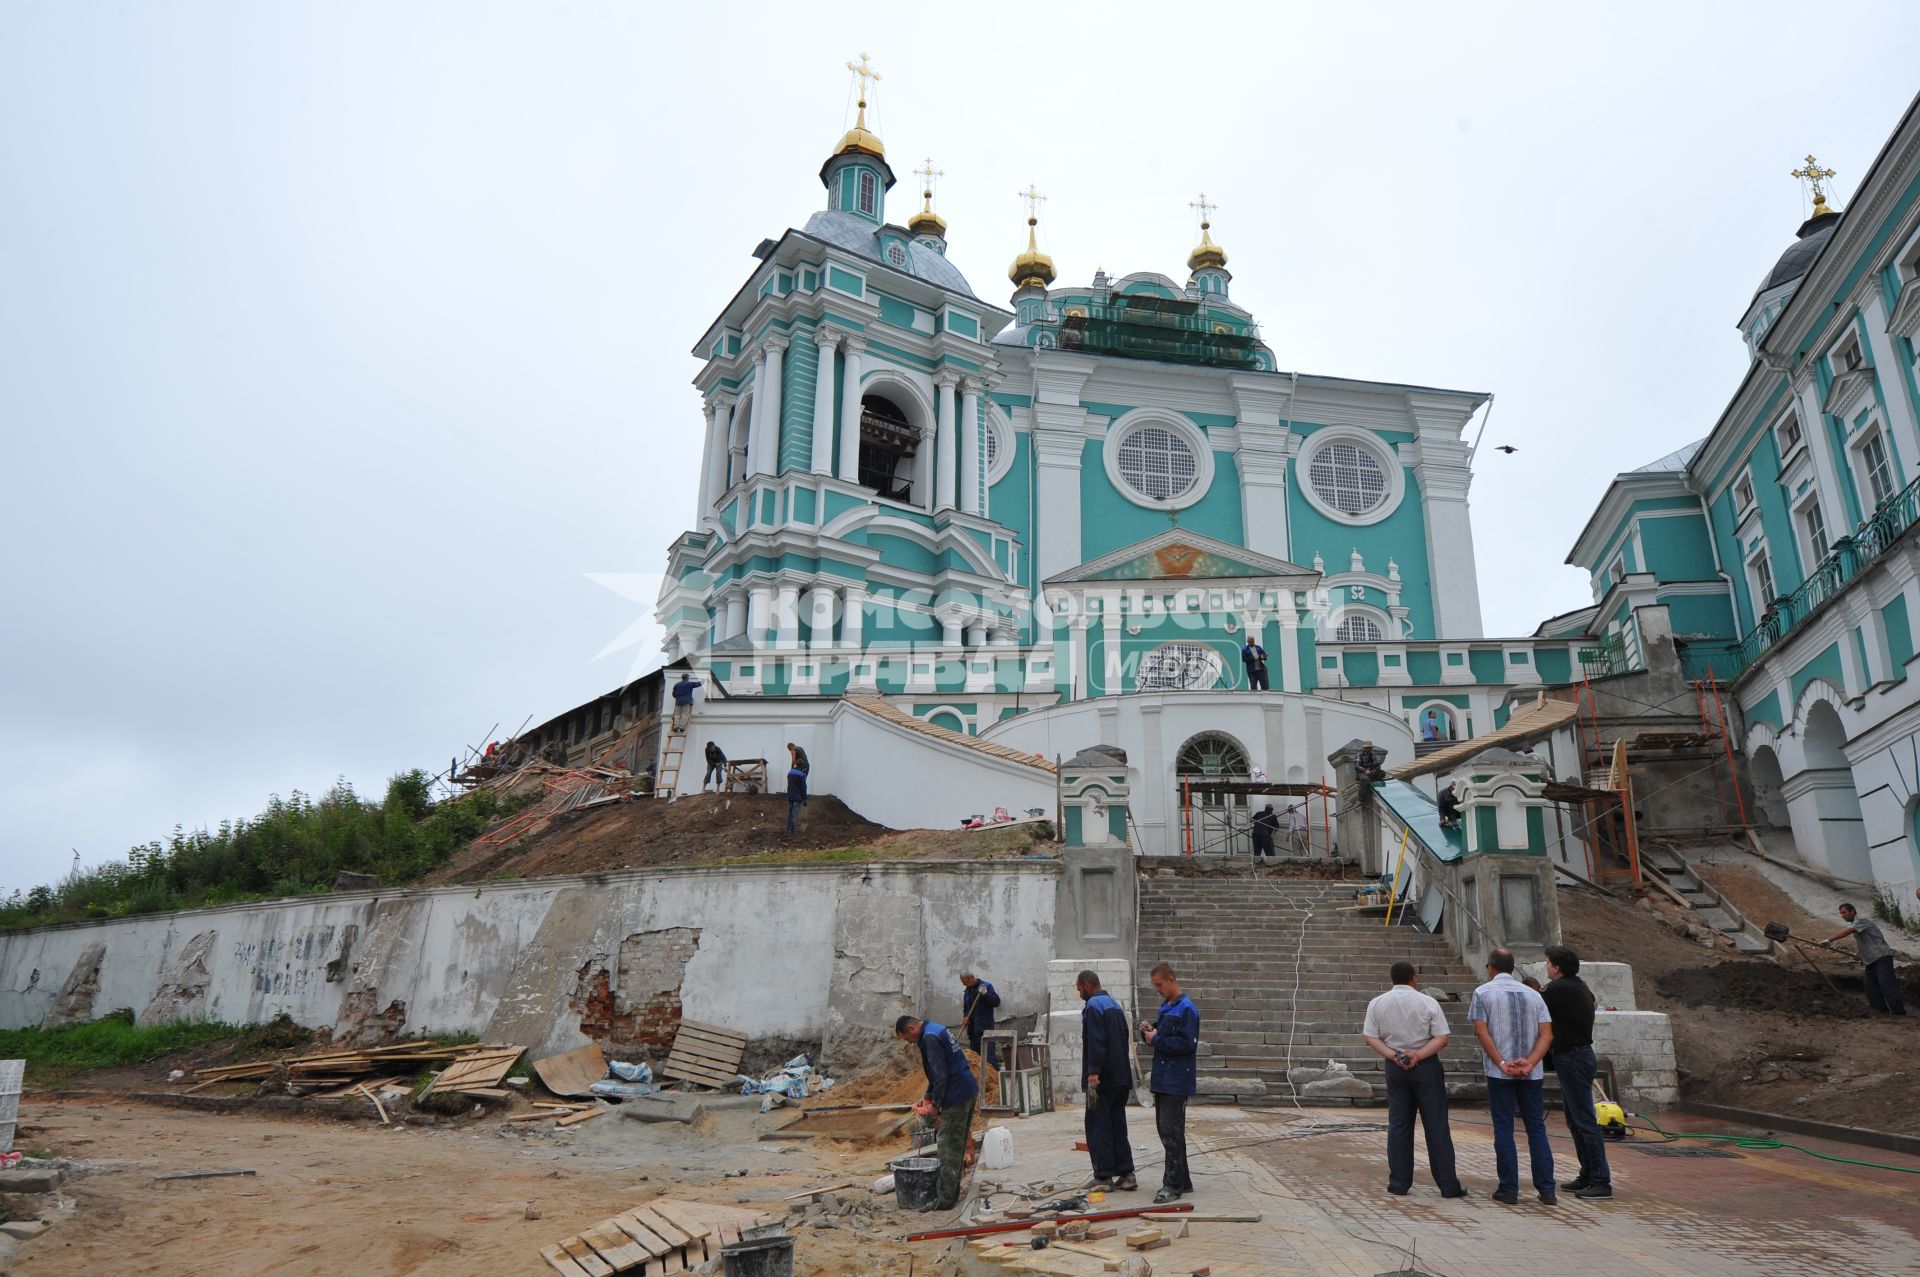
left=661, top=1021, right=747, bottom=1091
left=540, top=1198, right=770, bottom=1276
left=423, top=1045, right=524, bottom=1096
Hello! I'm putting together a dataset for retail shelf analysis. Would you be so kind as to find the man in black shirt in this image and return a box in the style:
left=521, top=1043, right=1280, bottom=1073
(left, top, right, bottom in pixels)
left=1540, top=945, right=1612, bottom=1199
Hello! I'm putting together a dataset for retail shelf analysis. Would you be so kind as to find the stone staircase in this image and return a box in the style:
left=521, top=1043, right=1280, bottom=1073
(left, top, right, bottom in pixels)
left=1136, top=871, right=1492, bottom=1106
left=1641, top=846, right=1771, bottom=954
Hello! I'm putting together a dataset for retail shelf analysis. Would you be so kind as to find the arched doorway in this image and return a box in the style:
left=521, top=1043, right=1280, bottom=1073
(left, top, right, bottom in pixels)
left=1176, top=731, right=1251, bottom=857
left=1792, top=699, right=1871, bottom=881
left=1414, top=703, right=1457, bottom=744
left=1748, top=744, right=1790, bottom=828
left=857, top=393, right=921, bottom=505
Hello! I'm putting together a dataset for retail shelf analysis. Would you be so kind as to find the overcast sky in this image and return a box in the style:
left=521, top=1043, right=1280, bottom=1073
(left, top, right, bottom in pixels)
left=4, top=2, right=1917, bottom=892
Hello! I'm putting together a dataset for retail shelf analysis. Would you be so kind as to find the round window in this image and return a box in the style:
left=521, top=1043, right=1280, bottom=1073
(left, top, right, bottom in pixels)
left=1116, top=425, right=1199, bottom=503
left=1307, top=441, right=1390, bottom=517
left=1138, top=642, right=1224, bottom=691
left=886, top=242, right=909, bottom=268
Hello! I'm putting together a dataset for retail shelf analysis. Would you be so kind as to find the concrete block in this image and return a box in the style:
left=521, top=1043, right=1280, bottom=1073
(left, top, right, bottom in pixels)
left=1196, top=1076, right=1265, bottom=1096
left=614, top=1094, right=705, bottom=1124
left=1580, top=962, right=1636, bottom=1011
left=0, top=1168, right=63, bottom=1195
left=0, top=1219, right=51, bottom=1240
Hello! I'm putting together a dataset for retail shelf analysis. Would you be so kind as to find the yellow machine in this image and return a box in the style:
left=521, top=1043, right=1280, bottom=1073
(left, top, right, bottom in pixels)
left=1594, top=1078, right=1628, bottom=1139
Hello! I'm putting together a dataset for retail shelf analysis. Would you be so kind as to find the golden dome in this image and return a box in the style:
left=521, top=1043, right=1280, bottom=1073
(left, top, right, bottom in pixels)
left=1187, top=220, right=1227, bottom=272
left=836, top=124, right=886, bottom=160
left=908, top=176, right=946, bottom=236
left=1010, top=216, right=1055, bottom=290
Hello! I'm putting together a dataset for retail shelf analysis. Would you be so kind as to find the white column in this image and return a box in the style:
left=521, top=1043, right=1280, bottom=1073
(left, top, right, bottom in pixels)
left=807, top=585, right=837, bottom=652
left=774, top=584, right=801, bottom=650
left=959, top=379, right=982, bottom=515
left=747, top=586, right=774, bottom=647
left=810, top=329, right=840, bottom=475
left=934, top=372, right=959, bottom=511
left=751, top=335, right=787, bottom=478
left=838, top=337, right=866, bottom=482
left=941, top=614, right=963, bottom=648
left=696, top=400, right=723, bottom=524
left=1277, top=597, right=1303, bottom=693
left=1796, top=380, right=1853, bottom=525
left=965, top=624, right=987, bottom=648
left=723, top=593, right=745, bottom=640
left=1033, top=432, right=1085, bottom=582
left=716, top=397, right=742, bottom=497
left=1069, top=616, right=1091, bottom=699
left=1101, top=602, right=1123, bottom=696
left=842, top=583, right=866, bottom=653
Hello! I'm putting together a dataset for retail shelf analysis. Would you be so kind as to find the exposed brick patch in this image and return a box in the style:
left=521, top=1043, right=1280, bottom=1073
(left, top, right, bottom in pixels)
left=572, top=928, right=701, bottom=1052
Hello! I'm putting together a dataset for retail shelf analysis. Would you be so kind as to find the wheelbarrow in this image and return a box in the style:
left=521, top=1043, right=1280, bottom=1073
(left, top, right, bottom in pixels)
left=1763, top=921, right=1844, bottom=993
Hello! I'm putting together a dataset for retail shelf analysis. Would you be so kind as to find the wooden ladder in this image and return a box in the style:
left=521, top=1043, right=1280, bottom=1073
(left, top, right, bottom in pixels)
left=657, top=716, right=688, bottom=798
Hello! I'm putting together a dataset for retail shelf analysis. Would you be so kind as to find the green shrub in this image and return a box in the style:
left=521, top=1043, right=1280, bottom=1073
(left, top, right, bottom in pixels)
left=0, top=1016, right=240, bottom=1081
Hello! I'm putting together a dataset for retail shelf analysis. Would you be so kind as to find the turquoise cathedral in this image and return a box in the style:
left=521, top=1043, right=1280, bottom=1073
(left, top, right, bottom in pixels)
left=652, top=61, right=1583, bottom=846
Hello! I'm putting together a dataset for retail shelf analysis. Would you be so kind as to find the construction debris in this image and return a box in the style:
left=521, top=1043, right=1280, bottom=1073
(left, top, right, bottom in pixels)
left=539, top=1197, right=772, bottom=1276
left=533, top=1043, right=610, bottom=1098
left=661, top=1019, right=747, bottom=1090
left=188, top=1039, right=525, bottom=1103
left=153, top=1169, right=256, bottom=1182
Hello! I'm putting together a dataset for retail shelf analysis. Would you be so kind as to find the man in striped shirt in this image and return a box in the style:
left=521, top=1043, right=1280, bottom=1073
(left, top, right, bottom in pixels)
left=1469, top=947, right=1556, bottom=1205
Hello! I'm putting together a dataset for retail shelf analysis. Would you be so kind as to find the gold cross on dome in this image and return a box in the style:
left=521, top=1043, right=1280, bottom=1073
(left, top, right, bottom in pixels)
left=1791, top=154, right=1836, bottom=202
left=847, top=53, right=881, bottom=97
left=1018, top=184, right=1046, bottom=220
left=1190, top=192, right=1218, bottom=228
left=913, top=158, right=944, bottom=201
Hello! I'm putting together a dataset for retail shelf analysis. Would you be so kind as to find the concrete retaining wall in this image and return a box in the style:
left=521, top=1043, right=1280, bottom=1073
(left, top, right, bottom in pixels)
left=0, top=861, right=1062, bottom=1071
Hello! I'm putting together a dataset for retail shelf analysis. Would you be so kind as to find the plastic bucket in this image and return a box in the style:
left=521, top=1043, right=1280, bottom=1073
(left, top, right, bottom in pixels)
left=890, top=1156, right=942, bottom=1211
left=720, top=1233, right=795, bottom=1277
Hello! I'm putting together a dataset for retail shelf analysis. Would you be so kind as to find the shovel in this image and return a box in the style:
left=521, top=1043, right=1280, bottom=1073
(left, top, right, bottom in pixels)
left=1763, top=922, right=1844, bottom=994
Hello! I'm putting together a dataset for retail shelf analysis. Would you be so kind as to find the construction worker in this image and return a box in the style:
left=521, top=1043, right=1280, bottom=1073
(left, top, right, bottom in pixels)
left=1250, top=803, right=1280, bottom=860
left=1284, top=803, right=1309, bottom=855
left=1361, top=961, right=1467, bottom=1199
left=1076, top=970, right=1136, bottom=1191
left=959, top=970, right=1001, bottom=1068
left=787, top=741, right=811, bottom=776
left=1470, top=947, right=1557, bottom=1205
left=784, top=763, right=808, bottom=834
left=1826, top=903, right=1906, bottom=1015
left=702, top=741, right=727, bottom=792
left=894, top=1015, right=977, bottom=1212
left=1437, top=782, right=1462, bottom=828
left=1240, top=636, right=1269, bottom=691
left=1541, top=945, right=1612, bottom=1198
left=670, top=672, right=699, bottom=730
left=1141, top=962, right=1199, bottom=1204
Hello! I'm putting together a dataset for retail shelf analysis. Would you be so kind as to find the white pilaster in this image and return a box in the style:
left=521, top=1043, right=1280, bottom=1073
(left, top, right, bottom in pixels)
left=747, top=586, right=774, bottom=646
left=1407, top=394, right=1484, bottom=639
left=841, top=583, right=866, bottom=654
left=810, top=329, right=840, bottom=475
left=959, top=378, right=983, bottom=515
left=774, top=584, right=801, bottom=650
left=1796, top=380, right=1852, bottom=527
left=751, top=335, right=787, bottom=478
left=697, top=400, right=724, bottom=524
left=1862, top=291, right=1920, bottom=480
left=1101, top=604, right=1123, bottom=696
left=806, top=585, right=837, bottom=651
left=838, top=337, right=866, bottom=482
left=934, top=372, right=959, bottom=511
left=1033, top=432, right=1085, bottom=583
left=722, top=592, right=745, bottom=640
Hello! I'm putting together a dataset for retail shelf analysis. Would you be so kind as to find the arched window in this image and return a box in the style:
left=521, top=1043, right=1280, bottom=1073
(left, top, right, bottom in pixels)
left=1138, top=641, right=1225, bottom=691
left=1176, top=732, right=1250, bottom=779
left=857, top=394, right=919, bottom=504
left=1334, top=614, right=1383, bottom=642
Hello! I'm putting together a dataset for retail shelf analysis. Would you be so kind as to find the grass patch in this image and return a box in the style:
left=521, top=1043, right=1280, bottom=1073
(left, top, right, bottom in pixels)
left=0, top=1010, right=241, bottom=1082
left=711, top=844, right=887, bottom=867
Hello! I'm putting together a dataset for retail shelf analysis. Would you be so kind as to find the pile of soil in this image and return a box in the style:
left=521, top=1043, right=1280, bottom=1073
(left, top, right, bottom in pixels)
left=426, top=794, right=1054, bottom=885
left=1560, top=887, right=1920, bottom=1134
left=810, top=1049, right=1002, bottom=1144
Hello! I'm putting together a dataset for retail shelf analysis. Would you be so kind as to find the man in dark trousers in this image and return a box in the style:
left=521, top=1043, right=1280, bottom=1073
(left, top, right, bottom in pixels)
left=1077, top=971, right=1137, bottom=1191
left=1362, top=961, right=1468, bottom=1198
left=960, top=970, right=1002, bottom=1068
left=1141, top=962, right=1199, bottom=1203
left=670, top=671, right=699, bottom=729
left=1470, top=947, right=1556, bottom=1205
left=702, top=740, right=727, bottom=793
left=893, top=1015, right=978, bottom=1211
left=1251, top=803, right=1280, bottom=860
left=1541, top=945, right=1613, bottom=1199
left=1241, top=636, right=1269, bottom=690
left=1826, top=903, right=1907, bottom=1015
left=1437, top=782, right=1462, bottom=828
left=784, top=763, right=807, bottom=833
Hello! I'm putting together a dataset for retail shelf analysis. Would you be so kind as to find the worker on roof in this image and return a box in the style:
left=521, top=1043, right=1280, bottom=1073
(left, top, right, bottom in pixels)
left=1437, top=782, right=1462, bottom=828
left=894, top=1015, right=977, bottom=1212
left=959, top=969, right=1001, bottom=1068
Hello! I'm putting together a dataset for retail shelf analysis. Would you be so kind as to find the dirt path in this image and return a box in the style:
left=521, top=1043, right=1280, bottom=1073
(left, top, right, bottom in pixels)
left=10, top=1095, right=932, bottom=1276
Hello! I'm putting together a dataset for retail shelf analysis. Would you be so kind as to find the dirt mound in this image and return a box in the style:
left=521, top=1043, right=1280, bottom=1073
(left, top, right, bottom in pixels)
left=1655, top=962, right=1884, bottom=1018
left=814, top=1049, right=1001, bottom=1110
left=423, top=792, right=888, bottom=883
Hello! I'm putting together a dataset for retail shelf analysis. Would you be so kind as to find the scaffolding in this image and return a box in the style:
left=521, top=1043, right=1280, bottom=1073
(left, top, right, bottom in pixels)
left=1056, top=295, right=1263, bottom=370
left=1177, top=778, right=1337, bottom=861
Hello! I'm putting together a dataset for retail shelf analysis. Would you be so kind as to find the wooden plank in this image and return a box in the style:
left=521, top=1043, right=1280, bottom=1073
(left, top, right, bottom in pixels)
left=534, top=1042, right=609, bottom=1098
left=661, top=1066, right=736, bottom=1091
left=608, top=1211, right=674, bottom=1258
left=628, top=1205, right=697, bottom=1250
left=540, top=1244, right=594, bottom=1277
left=664, top=1038, right=742, bottom=1068
left=557, top=1237, right=615, bottom=1277
left=443, top=1086, right=514, bottom=1100
left=670, top=1027, right=746, bottom=1055
left=661, top=1058, right=739, bottom=1084
left=557, top=1107, right=605, bottom=1127
left=578, top=1223, right=648, bottom=1272
left=661, top=1051, right=738, bottom=1079
left=673, top=1021, right=747, bottom=1049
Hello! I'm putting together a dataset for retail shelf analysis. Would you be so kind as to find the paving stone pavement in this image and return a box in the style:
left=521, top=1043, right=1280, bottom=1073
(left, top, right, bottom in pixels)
left=965, top=1102, right=1920, bottom=1277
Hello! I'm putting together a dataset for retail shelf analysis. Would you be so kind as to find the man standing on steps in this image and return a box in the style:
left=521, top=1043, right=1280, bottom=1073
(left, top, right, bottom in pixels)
left=1470, top=947, right=1557, bottom=1205
left=1540, top=945, right=1613, bottom=1199
left=1362, top=961, right=1468, bottom=1199
left=893, top=1015, right=977, bottom=1212
left=1077, top=971, right=1136, bottom=1191
left=1141, top=961, right=1199, bottom=1204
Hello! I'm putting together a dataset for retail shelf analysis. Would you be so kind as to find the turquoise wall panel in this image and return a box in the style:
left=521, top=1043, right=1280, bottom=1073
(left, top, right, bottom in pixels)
left=1789, top=641, right=1845, bottom=708
left=1883, top=594, right=1914, bottom=675
left=876, top=293, right=918, bottom=331
left=1407, top=650, right=1442, bottom=684
left=1745, top=686, right=1785, bottom=731
left=1077, top=440, right=1245, bottom=560
left=1286, top=450, right=1434, bottom=635
left=1342, top=651, right=1379, bottom=687
left=1468, top=650, right=1504, bottom=683
left=1534, top=647, right=1572, bottom=684
left=1660, top=592, right=1737, bottom=638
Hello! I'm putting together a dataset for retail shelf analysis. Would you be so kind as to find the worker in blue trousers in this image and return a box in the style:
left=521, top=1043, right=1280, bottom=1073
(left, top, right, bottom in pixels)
left=1077, top=970, right=1137, bottom=1191
left=959, top=970, right=1002, bottom=1068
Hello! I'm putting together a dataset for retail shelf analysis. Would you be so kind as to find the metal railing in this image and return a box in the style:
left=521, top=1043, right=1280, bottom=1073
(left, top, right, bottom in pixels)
left=1734, top=471, right=1920, bottom=674
left=1577, top=632, right=1628, bottom=679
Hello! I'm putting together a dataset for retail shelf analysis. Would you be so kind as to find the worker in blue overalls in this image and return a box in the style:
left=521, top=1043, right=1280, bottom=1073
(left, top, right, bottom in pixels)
left=959, top=970, right=1002, bottom=1068
left=895, top=1015, right=978, bottom=1212
left=1142, top=961, right=1200, bottom=1203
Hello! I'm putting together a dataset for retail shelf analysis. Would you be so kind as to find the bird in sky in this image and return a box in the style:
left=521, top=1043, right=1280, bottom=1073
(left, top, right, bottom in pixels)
left=1494, top=445, right=1517, bottom=454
